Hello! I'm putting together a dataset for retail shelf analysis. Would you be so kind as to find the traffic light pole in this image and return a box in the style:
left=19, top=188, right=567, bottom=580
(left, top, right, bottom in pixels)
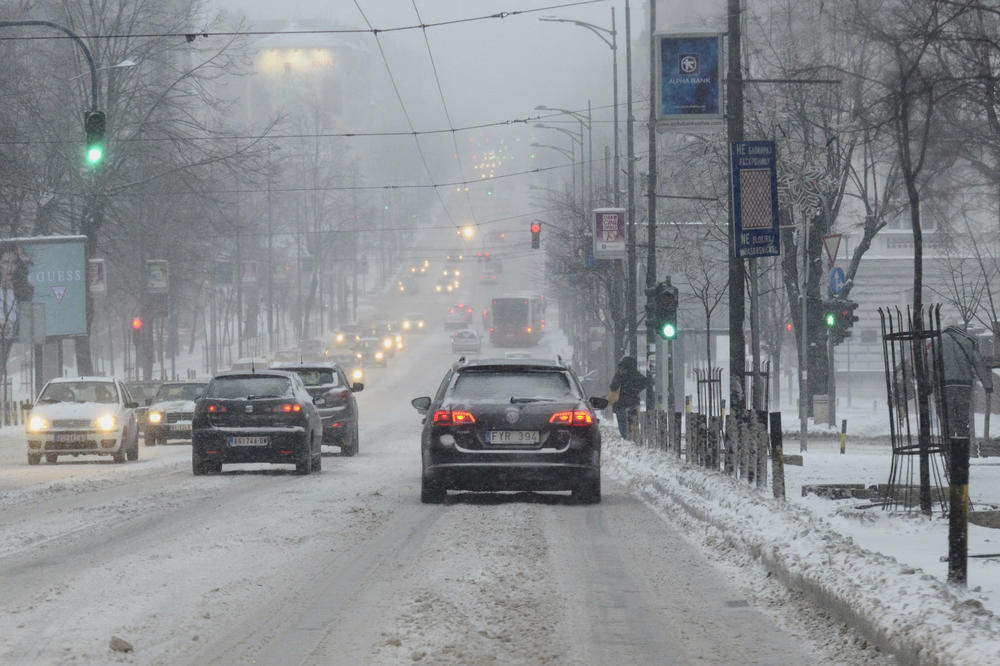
left=0, top=20, right=98, bottom=112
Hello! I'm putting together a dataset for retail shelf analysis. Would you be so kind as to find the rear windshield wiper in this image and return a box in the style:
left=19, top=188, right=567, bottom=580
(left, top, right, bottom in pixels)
left=509, top=396, right=555, bottom=403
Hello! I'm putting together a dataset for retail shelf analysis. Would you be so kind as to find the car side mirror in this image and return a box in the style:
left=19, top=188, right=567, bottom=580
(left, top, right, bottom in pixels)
left=125, top=401, right=139, bottom=409
left=352, top=382, right=364, bottom=393
left=411, top=396, right=432, bottom=413
left=589, top=396, right=609, bottom=410
left=313, top=396, right=326, bottom=407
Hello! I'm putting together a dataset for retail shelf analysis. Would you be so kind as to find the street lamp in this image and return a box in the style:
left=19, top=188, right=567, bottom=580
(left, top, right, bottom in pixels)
left=539, top=13, right=617, bottom=208
left=534, top=123, right=584, bottom=215
left=530, top=142, right=576, bottom=204
left=536, top=105, right=593, bottom=212
left=68, top=58, right=137, bottom=81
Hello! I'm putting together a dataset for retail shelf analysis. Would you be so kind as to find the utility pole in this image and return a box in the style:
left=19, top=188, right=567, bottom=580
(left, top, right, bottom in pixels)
left=646, top=0, right=658, bottom=415
left=727, top=0, right=747, bottom=424
left=625, top=0, right=638, bottom=358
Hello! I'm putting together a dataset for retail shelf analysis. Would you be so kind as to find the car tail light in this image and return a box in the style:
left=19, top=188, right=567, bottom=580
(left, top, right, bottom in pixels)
left=433, top=409, right=476, bottom=425
left=526, top=327, right=533, bottom=333
left=272, top=403, right=303, bottom=413
left=549, top=410, right=593, bottom=426
left=207, top=404, right=227, bottom=413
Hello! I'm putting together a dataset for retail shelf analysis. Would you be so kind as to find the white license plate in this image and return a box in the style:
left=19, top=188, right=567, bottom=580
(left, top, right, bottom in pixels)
left=169, top=423, right=191, bottom=431
left=229, top=436, right=269, bottom=447
left=487, top=430, right=539, bottom=444
left=55, top=433, right=89, bottom=443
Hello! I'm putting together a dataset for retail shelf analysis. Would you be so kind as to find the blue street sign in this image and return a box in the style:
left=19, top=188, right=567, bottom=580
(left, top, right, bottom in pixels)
left=731, top=140, right=781, bottom=258
left=830, top=266, right=846, bottom=296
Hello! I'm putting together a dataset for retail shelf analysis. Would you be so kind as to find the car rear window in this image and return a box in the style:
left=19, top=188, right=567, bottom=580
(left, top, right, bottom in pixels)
left=289, top=369, right=339, bottom=387
left=206, top=376, right=292, bottom=399
left=451, top=370, right=574, bottom=400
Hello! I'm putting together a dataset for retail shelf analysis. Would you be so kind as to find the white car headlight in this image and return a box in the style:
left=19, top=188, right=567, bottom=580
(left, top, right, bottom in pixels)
left=375, top=351, right=384, bottom=360
left=95, top=413, right=117, bottom=431
left=27, top=415, right=49, bottom=432
left=148, top=411, right=163, bottom=424
left=383, top=339, right=392, bottom=349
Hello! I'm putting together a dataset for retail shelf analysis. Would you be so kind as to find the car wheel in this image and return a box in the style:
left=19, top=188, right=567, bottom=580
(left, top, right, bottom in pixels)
left=127, top=427, right=139, bottom=461
left=28, top=453, right=41, bottom=465
left=112, top=444, right=126, bottom=464
left=421, top=474, right=445, bottom=504
left=573, top=476, right=601, bottom=504
left=46, top=453, right=58, bottom=464
left=342, top=424, right=359, bottom=457
left=295, top=442, right=312, bottom=475
left=312, top=451, right=322, bottom=472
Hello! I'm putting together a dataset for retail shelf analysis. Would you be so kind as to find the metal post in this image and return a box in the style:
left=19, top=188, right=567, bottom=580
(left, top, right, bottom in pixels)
left=800, top=203, right=810, bottom=452
left=625, top=0, right=637, bottom=358
left=645, top=0, right=658, bottom=413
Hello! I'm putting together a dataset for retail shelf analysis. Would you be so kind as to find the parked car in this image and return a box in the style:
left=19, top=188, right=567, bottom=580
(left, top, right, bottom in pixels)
left=26, top=376, right=141, bottom=465
left=271, top=362, right=364, bottom=456
left=191, top=370, right=323, bottom=475
left=411, top=357, right=608, bottom=504
left=145, top=380, right=209, bottom=446
left=451, top=329, right=482, bottom=353
left=353, top=336, right=387, bottom=367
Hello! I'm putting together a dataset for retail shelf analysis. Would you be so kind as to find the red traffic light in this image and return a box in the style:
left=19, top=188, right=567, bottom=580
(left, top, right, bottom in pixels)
left=530, top=222, right=541, bottom=233
left=131, top=317, right=144, bottom=331
left=786, top=322, right=793, bottom=332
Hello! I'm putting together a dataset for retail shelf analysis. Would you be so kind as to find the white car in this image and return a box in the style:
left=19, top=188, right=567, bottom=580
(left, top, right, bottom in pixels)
left=26, top=377, right=141, bottom=465
left=451, top=329, right=482, bottom=353
left=145, top=380, right=208, bottom=446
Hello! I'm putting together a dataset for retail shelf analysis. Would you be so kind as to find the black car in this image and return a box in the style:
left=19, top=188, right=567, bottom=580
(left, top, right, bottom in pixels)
left=271, top=362, right=364, bottom=456
left=411, top=357, right=608, bottom=504
left=191, top=370, right=323, bottom=475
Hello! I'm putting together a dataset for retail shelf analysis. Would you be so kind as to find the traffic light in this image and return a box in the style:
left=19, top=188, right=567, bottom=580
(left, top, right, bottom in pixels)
left=823, top=297, right=858, bottom=345
left=841, top=299, right=859, bottom=332
left=645, top=280, right=679, bottom=340
left=131, top=317, right=143, bottom=346
left=530, top=221, right=541, bottom=249
left=84, top=110, right=106, bottom=167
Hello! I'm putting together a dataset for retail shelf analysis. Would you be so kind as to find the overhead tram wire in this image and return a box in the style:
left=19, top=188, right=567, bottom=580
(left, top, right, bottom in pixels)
left=353, top=0, right=458, bottom=228
left=0, top=1, right=604, bottom=41
left=412, top=0, right=482, bottom=232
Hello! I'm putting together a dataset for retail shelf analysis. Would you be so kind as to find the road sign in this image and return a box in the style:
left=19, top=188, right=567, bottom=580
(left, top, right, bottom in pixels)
left=830, top=266, right=846, bottom=296
left=823, top=234, right=842, bottom=267
left=731, top=141, right=780, bottom=258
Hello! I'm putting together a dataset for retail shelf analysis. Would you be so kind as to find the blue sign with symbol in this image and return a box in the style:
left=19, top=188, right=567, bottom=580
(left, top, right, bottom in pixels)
left=830, top=267, right=846, bottom=296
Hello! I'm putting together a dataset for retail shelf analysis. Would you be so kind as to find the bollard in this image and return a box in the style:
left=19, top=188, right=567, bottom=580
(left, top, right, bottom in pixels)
left=840, top=418, right=847, bottom=454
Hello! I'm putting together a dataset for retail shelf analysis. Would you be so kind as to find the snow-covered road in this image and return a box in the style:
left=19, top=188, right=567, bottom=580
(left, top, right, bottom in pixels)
left=0, top=326, right=888, bottom=664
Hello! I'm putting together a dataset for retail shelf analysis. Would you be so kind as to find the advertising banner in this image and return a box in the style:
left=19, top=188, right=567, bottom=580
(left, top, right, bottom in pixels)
left=656, top=34, right=724, bottom=131
left=593, top=208, right=626, bottom=259
left=241, top=261, right=258, bottom=284
left=731, top=140, right=781, bottom=258
left=88, top=258, right=106, bottom=294
left=3, top=235, right=88, bottom=338
left=215, top=261, right=233, bottom=286
left=146, top=259, right=169, bottom=294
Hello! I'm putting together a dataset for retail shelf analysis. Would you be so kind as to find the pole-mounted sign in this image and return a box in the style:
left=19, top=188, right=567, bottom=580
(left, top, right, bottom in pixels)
left=593, top=208, right=626, bottom=259
left=731, top=140, right=781, bottom=258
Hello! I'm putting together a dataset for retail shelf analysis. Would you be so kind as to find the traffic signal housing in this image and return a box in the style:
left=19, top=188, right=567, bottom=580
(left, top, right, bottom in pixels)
left=645, top=280, right=679, bottom=340
left=131, top=317, right=144, bottom=346
left=84, top=110, right=106, bottom=167
left=823, top=297, right=858, bottom=345
left=530, top=221, right=541, bottom=249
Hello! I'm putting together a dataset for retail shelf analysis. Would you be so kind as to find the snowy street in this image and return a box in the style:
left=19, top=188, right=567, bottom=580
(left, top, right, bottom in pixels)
left=0, top=326, right=895, bottom=665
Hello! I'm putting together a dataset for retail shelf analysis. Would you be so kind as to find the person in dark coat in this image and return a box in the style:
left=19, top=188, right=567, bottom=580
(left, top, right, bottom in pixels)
left=609, top=355, right=651, bottom=439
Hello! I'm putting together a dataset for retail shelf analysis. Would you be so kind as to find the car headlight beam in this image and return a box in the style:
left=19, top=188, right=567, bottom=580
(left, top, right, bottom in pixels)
left=95, top=413, right=117, bottom=431
left=28, top=415, right=49, bottom=432
left=148, top=411, right=163, bottom=424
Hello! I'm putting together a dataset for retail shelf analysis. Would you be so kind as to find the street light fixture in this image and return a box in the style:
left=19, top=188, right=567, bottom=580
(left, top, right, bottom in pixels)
left=69, top=58, right=137, bottom=81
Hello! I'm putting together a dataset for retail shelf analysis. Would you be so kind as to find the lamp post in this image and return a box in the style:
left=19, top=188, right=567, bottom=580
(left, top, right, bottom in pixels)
left=533, top=123, right=584, bottom=215
left=539, top=13, right=617, bottom=208
left=534, top=109, right=592, bottom=213
left=530, top=142, right=576, bottom=205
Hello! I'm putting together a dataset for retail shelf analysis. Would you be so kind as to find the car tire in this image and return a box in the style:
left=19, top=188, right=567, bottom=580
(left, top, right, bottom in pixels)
left=127, top=427, right=139, bottom=461
left=312, top=450, right=322, bottom=472
left=295, top=441, right=312, bottom=475
left=342, top=424, right=359, bottom=457
left=28, top=453, right=41, bottom=465
left=573, top=476, right=601, bottom=504
left=46, top=453, right=58, bottom=464
left=421, top=474, right=445, bottom=504
left=113, top=444, right=126, bottom=464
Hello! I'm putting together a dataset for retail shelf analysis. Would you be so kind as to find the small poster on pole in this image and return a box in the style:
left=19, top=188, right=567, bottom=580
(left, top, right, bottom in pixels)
left=593, top=208, right=626, bottom=259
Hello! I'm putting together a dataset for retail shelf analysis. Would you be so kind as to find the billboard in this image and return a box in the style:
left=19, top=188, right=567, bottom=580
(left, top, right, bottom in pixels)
left=593, top=208, right=626, bottom=259
left=146, top=259, right=169, bottom=294
left=2, top=235, right=88, bottom=339
left=731, top=141, right=781, bottom=258
left=656, top=34, right=724, bottom=131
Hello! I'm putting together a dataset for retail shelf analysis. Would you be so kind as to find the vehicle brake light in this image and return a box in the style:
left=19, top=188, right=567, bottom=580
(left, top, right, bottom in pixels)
left=273, top=403, right=302, bottom=413
left=208, top=404, right=227, bottom=413
left=433, top=409, right=476, bottom=424
left=549, top=410, right=593, bottom=426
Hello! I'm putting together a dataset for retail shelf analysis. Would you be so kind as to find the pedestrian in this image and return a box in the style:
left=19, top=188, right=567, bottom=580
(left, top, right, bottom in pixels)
left=609, top=355, right=651, bottom=440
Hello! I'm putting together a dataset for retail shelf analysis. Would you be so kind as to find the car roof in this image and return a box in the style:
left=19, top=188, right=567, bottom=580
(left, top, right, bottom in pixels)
left=455, top=357, right=568, bottom=371
left=211, top=369, right=296, bottom=379
left=270, top=362, right=339, bottom=370
left=158, top=379, right=209, bottom=385
left=51, top=376, right=115, bottom=383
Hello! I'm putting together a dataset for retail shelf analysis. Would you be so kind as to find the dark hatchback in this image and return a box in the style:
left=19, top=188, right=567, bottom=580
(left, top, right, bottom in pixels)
left=411, top=357, right=608, bottom=504
left=271, top=362, right=364, bottom=456
left=191, top=370, right=323, bottom=475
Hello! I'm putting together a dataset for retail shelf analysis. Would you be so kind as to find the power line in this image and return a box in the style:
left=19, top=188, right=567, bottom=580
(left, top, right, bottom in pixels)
left=0, top=1, right=604, bottom=42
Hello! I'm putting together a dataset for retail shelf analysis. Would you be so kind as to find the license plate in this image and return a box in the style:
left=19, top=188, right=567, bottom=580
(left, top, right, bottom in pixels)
left=487, top=430, right=539, bottom=444
left=55, top=433, right=89, bottom=443
left=169, top=423, right=191, bottom=431
left=229, top=436, right=269, bottom=447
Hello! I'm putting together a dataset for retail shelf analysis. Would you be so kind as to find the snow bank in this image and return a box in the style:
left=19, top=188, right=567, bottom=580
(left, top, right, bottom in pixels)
left=603, top=434, right=1000, bottom=665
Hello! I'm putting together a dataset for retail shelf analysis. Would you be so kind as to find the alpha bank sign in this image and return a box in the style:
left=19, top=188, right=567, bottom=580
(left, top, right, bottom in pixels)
left=656, top=33, right=724, bottom=132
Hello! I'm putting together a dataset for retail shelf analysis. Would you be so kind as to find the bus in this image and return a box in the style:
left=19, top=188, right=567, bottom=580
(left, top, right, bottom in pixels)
left=489, top=294, right=546, bottom=346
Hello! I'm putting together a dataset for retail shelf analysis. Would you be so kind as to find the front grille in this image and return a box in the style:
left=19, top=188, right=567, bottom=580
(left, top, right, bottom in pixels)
left=167, top=412, right=193, bottom=424
left=52, top=419, right=92, bottom=429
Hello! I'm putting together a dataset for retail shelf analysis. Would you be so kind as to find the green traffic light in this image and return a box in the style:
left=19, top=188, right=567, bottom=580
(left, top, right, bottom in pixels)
left=86, top=145, right=103, bottom=165
left=825, top=313, right=836, bottom=327
left=662, top=322, right=676, bottom=339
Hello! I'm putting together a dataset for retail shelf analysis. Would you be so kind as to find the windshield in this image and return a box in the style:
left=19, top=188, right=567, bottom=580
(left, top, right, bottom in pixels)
left=40, top=381, right=118, bottom=404
left=154, top=383, right=205, bottom=402
left=451, top=370, right=574, bottom=401
left=492, top=299, right=528, bottom=322
left=206, top=376, right=292, bottom=399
